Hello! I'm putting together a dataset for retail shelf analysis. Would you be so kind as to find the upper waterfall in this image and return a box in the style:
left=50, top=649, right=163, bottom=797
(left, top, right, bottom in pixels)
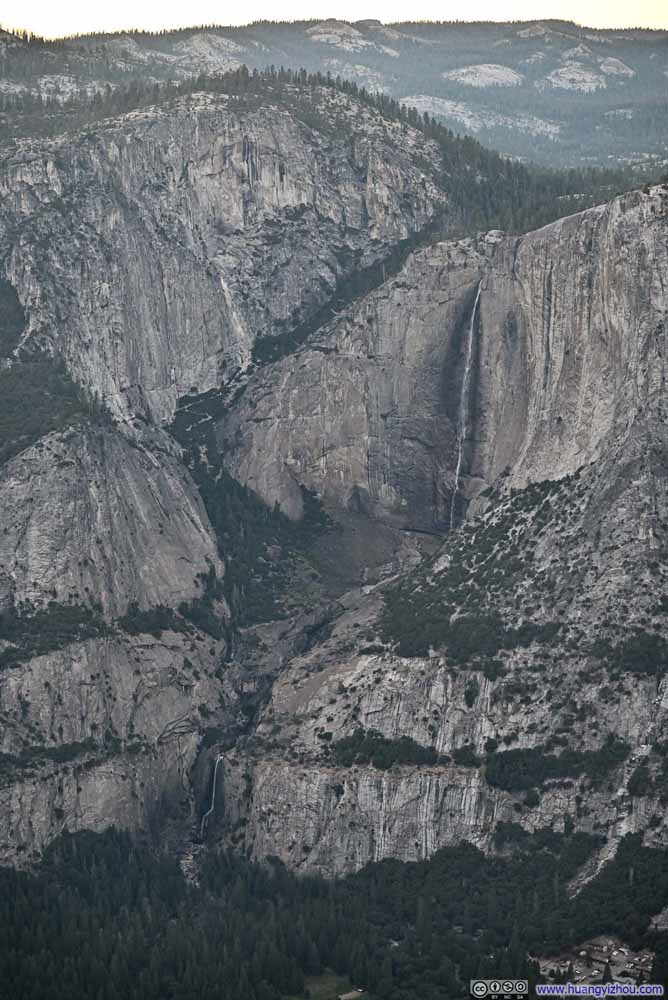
left=450, top=282, right=482, bottom=531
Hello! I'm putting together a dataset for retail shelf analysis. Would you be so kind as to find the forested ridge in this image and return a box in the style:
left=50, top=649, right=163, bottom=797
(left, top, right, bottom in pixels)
left=2, top=19, right=668, bottom=167
left=2, top=828, right=668, bottom=1000
left=0, top=65, right=655, bottom=237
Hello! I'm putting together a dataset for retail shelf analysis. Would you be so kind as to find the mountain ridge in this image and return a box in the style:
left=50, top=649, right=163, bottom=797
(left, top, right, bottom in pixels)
left=0, top=74, right=666, bottom=894
left=2, top=19, right=668, bottom=167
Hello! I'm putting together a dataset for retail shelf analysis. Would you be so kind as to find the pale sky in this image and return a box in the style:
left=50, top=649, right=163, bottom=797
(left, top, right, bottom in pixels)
left=4, top=0, right=668, bottom=39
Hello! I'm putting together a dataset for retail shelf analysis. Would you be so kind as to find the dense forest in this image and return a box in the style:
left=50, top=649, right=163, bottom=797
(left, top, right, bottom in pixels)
left=2, top=826, right=668, bottom=1000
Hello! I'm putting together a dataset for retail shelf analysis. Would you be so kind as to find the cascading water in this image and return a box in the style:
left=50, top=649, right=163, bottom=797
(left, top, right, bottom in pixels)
left=450, top=283, right=482, bottom=531
left=200, top=753, right=224, bottom=838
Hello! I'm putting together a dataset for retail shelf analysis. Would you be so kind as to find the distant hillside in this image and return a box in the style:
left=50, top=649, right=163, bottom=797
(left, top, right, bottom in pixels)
left=1, top=18, right=668, bottom=167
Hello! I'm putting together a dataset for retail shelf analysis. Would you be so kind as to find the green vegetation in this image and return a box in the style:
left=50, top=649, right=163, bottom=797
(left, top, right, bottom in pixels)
left=170, top=390, right=331, bottom=628
left=0, top=739, right=98, bottom=781
left=118, top=602, right=189, bottom=637
left=2, top=64, right=651, bottom=237
left=380, top=595, right=561, bottom=662
left=118, top=568, right=228, bottom=640
left=0, top=601, right=108, bottom=670
left=5, top=824, right=668, bottom=1000
left=591, top=632, right=668, bottom=678
left=330, top=728, right=443, bottom=769
left=378, top=475, right=586, bottom=663
left=484, top=736, right=630, bottom=792
left=0, top=278, right=24, bottom=356
left=251, top=224, right=440, bottom=367
left=628, top=763, right=653, bottom=798
left=178, top=566, right=228, bottom=640
left=464, top=677, right=480, bottom=707
left=3, top=23, right=668, bottom=170
left=0, top=355, right=91, bottom=466
left=452, top=745, right=482, bottom=767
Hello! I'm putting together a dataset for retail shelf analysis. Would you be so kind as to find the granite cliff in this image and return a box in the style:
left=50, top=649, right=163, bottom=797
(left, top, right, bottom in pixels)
left=212, top=183, right=668, bottom=874
left=0, top=83, right=447, bottom=862
left=1, top=78, right=667, bottom=880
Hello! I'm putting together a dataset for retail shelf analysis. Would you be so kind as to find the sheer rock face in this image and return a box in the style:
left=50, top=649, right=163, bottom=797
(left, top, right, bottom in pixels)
left=217, top=443, right=668, bottom=873
left=473, top=188, right=668, bottom=492
left=217, top=240, right=482, bottom=527
left=217, top=186, right=668, bottom=530
left=219, top=754, right=650, bottom=878
left=0, top=422, right=232, bottom=864
left=1, top=82, right=668, bottom=874
left=0, top=91, right=445, bottom=425
left=0, top=91, right=447, bottom=863
left=212, top=185, right=668, bottom=874
left=0, top=632, right=232, bottom=866
left=0, top=424, right=222, bottom=617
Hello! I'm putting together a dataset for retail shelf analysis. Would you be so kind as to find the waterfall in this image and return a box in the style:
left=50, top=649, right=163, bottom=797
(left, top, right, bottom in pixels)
left=200, top=754, right=224, bottom=838
left=450, top=283, right=481, bottom=531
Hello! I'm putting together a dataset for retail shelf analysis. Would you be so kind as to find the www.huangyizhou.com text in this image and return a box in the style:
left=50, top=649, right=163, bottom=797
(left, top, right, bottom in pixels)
left=535, top=985, right=664, bottom=997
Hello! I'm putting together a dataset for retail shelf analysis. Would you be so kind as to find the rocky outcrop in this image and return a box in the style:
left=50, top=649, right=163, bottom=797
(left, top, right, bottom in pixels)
left=0, top=634, right=226, bottom=865
left=0, top=416, right=235, bottom=863
left=217, top=186, right=668, bottom=530
left=217, top=446, right=668, bottom=873
left=220, top=753, right=654, bottom=877
left=210, top=184, right=668, bottom=874
left=217, top=239, right=481, bottom=526
left=0, top=90, right=446, bottom=425
left=1, top=75, right=668, bottom=879
left=0, top=423, right=222, bottom=616
left=473, top=189, right=668, bottom=491
left=0, top=88, right=449, bottom=862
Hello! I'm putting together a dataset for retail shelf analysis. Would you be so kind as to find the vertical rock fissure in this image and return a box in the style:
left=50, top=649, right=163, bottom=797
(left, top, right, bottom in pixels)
left=450, top=282, right=482, bottom=531
left=200, top=753, right=224, bottom=838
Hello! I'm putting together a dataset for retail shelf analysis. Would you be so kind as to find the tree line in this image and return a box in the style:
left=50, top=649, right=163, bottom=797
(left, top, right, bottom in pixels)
left=2, top=825, right=668, bottom=1000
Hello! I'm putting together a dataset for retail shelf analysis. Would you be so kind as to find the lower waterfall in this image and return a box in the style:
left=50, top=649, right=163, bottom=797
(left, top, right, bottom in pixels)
left=200, top=754, right=225, bottom=838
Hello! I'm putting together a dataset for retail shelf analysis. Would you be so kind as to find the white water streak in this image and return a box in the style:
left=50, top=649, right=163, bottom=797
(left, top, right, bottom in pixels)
left=200, top=754, right=224, bottom=838
left=450, top=283, right=481, bottom=531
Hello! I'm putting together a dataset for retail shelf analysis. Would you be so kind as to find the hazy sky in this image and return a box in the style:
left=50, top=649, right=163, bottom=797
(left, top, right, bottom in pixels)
left=5, top=0, right=668, bottom=38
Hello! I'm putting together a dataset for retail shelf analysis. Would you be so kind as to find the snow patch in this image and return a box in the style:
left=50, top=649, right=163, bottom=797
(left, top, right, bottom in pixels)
left=543, top=63, right=606, bottom=92
left=401, top=94, right=560, bottom=138
left=375, top=25, right=438, bottom=46
left=517, top=24, right=549, bottom=38
left=441, top=64, right=524, bottom=88
left=0, top=79, right=27, bottom=95
left=307, top=19, right=398, bottom=56
left=0, top=74, right=110, bottom=103
left=324, top=60, right=387, bottom=92
left=523, top=51, right=547, bottom=65
left=604, top=108, right=634, bottom=119
left=599, top=57, right=635, bottom=77
left=173, top=33, right=246, bottom=72
left=563, top=45, right=593, bottom=60
left=101, top=35, right=153, bottom=63
left=584, top=32, right=612, bottom=44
